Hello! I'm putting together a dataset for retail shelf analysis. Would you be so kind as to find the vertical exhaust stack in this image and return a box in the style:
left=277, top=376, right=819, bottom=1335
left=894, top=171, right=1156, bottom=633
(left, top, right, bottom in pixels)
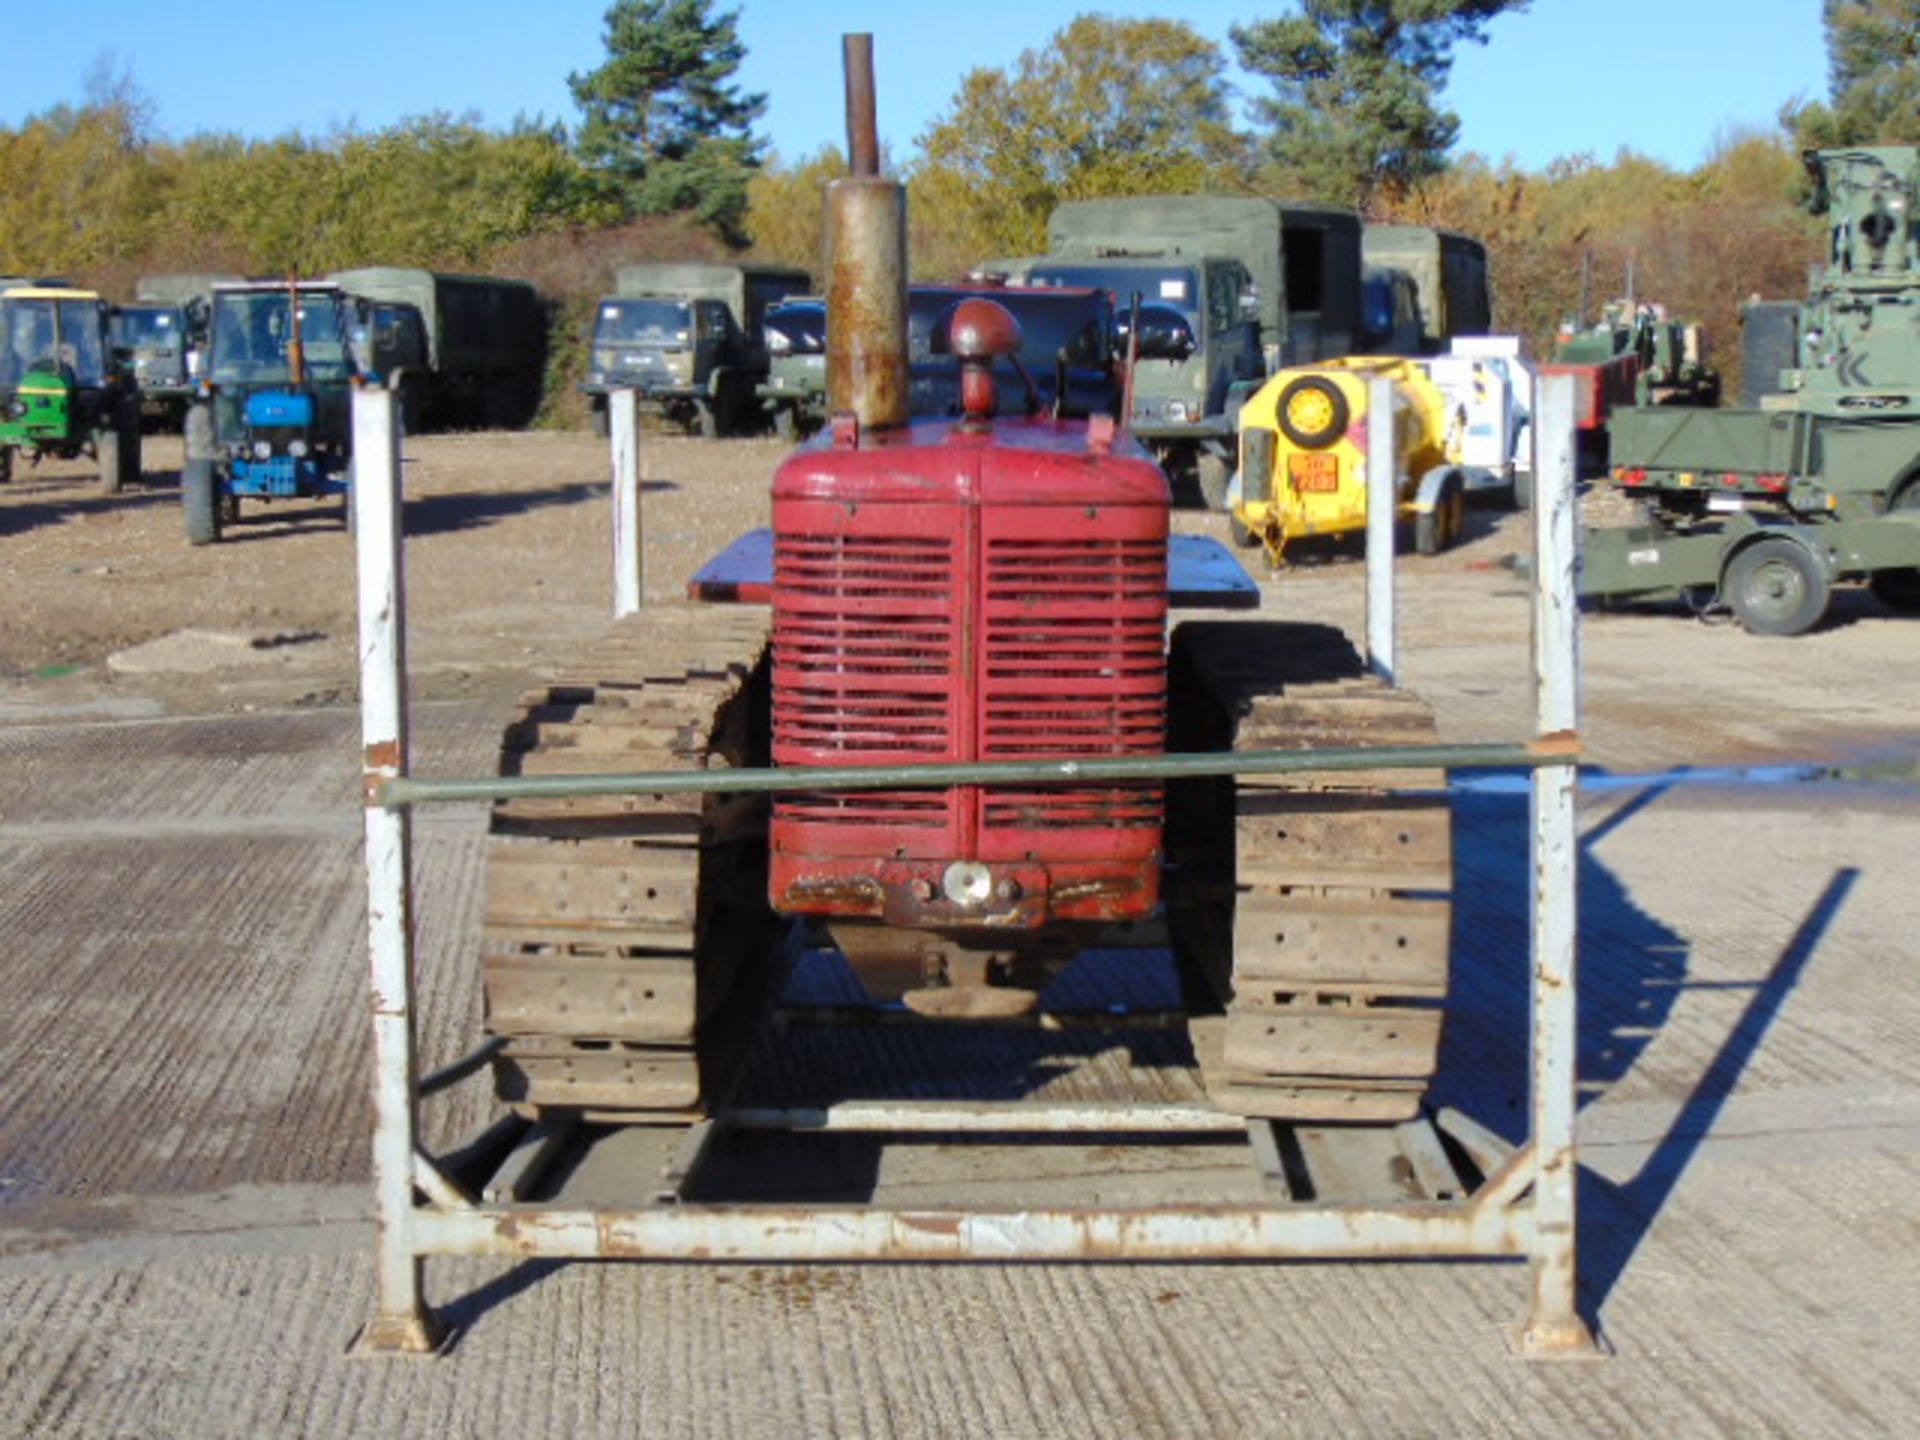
left=826, top=33, right=909, bottom=433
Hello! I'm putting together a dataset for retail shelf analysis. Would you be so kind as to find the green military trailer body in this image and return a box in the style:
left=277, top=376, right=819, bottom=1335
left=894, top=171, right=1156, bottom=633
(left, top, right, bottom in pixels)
left=1588, top=146, right=1920, bottom=633
left=1360, top=224, right=1493, bottom=354
left=0, top=285, right=141, bottom=493
left=328, top=268, right=544, bottom=429
left=588, top=262, right=810, bottom=438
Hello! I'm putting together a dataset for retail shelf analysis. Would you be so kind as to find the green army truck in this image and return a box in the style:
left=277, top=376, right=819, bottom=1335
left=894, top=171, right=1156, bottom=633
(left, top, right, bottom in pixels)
left=586, top=262, right=810, bottom=438
left=1584, top=146, right=1920, bottom=634
left=1030, top=195, right=1364, bottom=505
left=329, top=268, right=544, bottom=429
left=758, top=296, right=827, bottom=439
left=0, top=285, right=140, bottom=493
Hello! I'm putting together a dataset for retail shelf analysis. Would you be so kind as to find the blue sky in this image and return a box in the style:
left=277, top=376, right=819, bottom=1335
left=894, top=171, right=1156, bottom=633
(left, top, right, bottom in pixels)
left=22, top=1, right=1827, bottom=171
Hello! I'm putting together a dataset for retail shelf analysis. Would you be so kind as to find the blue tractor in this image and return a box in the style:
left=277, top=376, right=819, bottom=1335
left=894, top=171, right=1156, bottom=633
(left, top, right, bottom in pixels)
left=182, top=280, right=359, bottom=544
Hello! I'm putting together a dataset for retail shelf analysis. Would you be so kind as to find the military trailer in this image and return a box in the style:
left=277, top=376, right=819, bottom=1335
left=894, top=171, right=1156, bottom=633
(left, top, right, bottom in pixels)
left=1584, top=146, right=1920, bottom=634
left=328, top=268, right=544, bottom=429
left=181, top=280, right=358, bottom=544
left=1360, top=224, right=1492, bottom=354
left=0, top=285, right=140, bottom=492
left=586, top=262, right=810, bottom=438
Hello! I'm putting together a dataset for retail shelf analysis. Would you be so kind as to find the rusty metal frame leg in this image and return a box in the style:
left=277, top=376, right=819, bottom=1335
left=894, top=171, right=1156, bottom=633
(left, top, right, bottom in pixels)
left=610, top=387, right=642, bottom=617
left=349, top=385, right=443, bottom=1357
left=1520, top=372, right=1599, bottom=1358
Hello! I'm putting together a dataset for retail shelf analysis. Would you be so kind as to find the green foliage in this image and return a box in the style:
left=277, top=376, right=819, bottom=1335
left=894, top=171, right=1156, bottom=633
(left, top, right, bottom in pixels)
left=910, top=15, right=1252, bottom=264
left=1234, top=0, right=1525, bottom=212
left=568, top=0, right=766, bottom=242
left=1790, top=2, right=1920, bottom=147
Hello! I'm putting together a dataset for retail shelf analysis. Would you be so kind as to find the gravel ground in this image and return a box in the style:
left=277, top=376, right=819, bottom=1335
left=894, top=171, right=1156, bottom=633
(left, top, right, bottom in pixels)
left=2, top=430, right=1918, bottom=1437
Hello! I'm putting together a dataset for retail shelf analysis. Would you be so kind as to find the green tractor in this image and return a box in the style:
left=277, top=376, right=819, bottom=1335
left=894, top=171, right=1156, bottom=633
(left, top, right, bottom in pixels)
left=0, top=285, right=141, bottom=493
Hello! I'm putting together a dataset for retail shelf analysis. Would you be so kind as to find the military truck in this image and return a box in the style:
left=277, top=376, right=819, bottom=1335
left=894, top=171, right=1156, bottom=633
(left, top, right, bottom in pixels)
left=1360, top=225, right=1492, bottom=354
left=0, top=284, right=140, bottom=493
left=1023, top=195, right=1366, bottom=506
left=110, top=302, right=195, bottom=429
left=586, top=262, right=810, bottom=438
left=759, top=297, right=827, bottom=438
left=1584, top=146, right=1920, bottom=633
left=181, top=280, right=357, bottom=544
left=329, top=268, right=543, bottom=429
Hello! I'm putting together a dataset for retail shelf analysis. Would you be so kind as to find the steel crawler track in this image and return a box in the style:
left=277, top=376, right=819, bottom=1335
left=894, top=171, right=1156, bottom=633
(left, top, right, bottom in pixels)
left=1168, top=621, right=1453, bottom=1122
left=480, top=606, right=779, bottom=1123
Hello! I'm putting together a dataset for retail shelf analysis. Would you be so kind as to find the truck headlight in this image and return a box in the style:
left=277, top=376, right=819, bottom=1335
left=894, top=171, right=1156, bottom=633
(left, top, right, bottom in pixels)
left=1167, top=401, right=1190, bottom=422
left=253, top=440, right=272, bottom=460
left=288, top=439, right=309, bottom=458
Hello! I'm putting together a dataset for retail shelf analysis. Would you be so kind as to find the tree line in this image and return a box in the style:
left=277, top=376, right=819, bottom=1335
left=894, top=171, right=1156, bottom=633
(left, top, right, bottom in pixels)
left=3, top=1, right=1903, bottom=417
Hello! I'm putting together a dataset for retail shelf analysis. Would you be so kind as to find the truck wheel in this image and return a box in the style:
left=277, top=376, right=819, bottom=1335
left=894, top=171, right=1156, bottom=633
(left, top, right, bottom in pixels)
left=1, top=445, right=13, bottom=484
left=1275, top=376, right=1350, bottom=450
left=1724, top=538, right=1829, bottom=636
left=591, top=404, right=609, bottom=440
left=183, top=458, right=221, bottom=545
left=1196, top=451, right=1232, bottom=512
left=696, top=399, right=719, bottom=440
left=773, top=406, right=796, bottom=442
left=1414, top=470, right=1465, bottom=556
left=1228, top=510, right=1259, bottom=549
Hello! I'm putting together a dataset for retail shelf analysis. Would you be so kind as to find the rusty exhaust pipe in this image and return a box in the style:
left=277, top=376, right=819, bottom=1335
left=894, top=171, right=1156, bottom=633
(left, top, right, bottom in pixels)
left=827, top=33, right=908, bottom=434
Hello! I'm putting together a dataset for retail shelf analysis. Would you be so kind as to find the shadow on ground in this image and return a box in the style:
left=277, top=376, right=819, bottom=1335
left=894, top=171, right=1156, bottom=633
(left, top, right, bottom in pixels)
left=1440, top=778, right=1856, bottom=1331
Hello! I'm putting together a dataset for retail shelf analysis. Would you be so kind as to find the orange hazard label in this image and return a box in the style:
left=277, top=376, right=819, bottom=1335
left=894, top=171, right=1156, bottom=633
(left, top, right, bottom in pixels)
left=1289, top=452, right=1339, bottom=492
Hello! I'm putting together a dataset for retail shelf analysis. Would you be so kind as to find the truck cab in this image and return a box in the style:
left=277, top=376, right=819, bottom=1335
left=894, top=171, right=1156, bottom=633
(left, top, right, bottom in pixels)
left=586, top=262, right=811, bottom=439
left=109, top=301, right=195, bottom=427
left=1019, top=254, right=1261, bottom=503
left=589, top=293, right=737, bottom=435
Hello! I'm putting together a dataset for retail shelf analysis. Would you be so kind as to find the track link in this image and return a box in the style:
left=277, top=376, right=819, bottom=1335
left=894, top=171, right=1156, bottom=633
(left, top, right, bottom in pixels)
left=1167, top=620, right=1452, bottom=1123
left=480, top=605, right=782, bottom=1124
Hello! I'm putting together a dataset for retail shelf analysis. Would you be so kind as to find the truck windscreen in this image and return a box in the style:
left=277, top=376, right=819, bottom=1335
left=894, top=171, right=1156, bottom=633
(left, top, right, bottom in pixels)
left=597, top=300, right=691, bottom=344
left=0, top=299, right=106, bottom=387
left=1024, top=265, right=1201, bottom=324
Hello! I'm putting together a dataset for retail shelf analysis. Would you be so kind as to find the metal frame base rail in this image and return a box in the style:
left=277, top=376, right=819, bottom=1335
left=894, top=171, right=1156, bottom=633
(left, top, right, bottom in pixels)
left=346, top=377, right=1598, bottom=1360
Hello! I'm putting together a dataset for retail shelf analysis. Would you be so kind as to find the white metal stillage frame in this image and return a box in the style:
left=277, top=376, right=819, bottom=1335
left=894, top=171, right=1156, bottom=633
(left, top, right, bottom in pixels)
left=349, top=378, right=1596, bottom=1358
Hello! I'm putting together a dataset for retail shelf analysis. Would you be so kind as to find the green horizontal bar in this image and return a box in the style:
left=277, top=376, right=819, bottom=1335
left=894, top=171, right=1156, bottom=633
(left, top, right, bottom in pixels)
left=378, top=741, right=1572, bottom=809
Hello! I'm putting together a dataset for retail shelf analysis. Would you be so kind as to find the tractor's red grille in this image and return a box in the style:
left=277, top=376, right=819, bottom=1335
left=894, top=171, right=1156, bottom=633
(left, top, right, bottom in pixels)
left=979, top=535, right=1165, bottom=832
left=773, top=528, right=959, bottom=833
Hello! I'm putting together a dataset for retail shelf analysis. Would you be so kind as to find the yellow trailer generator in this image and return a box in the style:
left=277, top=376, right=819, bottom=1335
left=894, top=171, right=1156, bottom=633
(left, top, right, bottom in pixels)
left=1232, top=356, right=1470, bottom=566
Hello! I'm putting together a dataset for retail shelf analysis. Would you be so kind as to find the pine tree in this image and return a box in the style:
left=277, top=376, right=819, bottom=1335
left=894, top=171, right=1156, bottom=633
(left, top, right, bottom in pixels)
left=568, top=0, right=766, bottom=243
left=1233, top=0, right=1525, bottom=213
left=1790, top=1, right=1920, bottom=148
